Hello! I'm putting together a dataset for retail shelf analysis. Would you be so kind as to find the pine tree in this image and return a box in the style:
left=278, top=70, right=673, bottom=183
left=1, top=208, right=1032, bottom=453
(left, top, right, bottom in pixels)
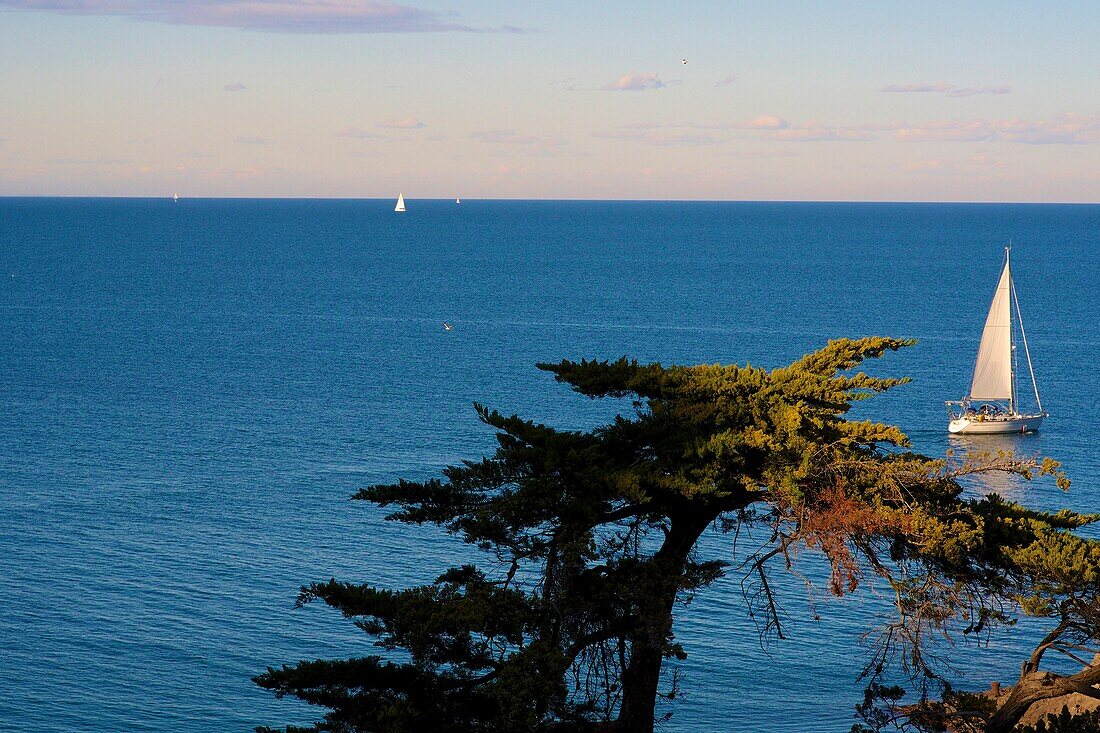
left=255, top=338, right=1098, bottom=733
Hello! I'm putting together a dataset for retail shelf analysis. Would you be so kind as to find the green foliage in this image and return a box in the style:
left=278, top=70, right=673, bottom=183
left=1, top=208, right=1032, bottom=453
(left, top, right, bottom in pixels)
left=851, top=682, right=908, bottom=733
left=851, top=683, right=1003, bottom=733
left=255, top=338, right=1100, bottom=733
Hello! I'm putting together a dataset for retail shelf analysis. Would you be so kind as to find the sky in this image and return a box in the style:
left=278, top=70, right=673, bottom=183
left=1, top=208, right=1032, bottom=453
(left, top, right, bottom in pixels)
left=1, top=1, right=1099, bottom=201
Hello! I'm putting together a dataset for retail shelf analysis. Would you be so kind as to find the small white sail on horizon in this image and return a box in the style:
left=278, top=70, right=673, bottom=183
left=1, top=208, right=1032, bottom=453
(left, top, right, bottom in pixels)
left=456, top=197, right=461, bottom=204
left=946, top=247, right=1045, bottom=435
left=394, top=193, right=405, bottom=212
left=173, top=193, right=178, bottom=203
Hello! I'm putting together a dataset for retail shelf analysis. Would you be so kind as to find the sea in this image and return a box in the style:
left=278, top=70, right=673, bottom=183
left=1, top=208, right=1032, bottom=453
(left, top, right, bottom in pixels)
left=1, top=198, right=1098, bottom=732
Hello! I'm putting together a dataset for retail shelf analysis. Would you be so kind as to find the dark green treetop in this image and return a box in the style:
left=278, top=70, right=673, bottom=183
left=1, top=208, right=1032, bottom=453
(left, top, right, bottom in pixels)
left=256, top=338, right=1096, bottom=733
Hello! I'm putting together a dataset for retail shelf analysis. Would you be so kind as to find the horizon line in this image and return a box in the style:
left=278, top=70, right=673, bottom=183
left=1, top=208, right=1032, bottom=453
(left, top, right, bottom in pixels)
left=1, top=195, right=1099, bottom=206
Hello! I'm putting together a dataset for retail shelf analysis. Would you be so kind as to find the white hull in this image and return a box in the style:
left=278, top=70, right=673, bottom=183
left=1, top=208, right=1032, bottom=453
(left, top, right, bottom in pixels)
left=948, top=414, right=1044, bottom=435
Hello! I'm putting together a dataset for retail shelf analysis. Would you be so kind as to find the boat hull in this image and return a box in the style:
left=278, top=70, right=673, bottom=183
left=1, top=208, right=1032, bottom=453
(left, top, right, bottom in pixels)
left=948, top=414, right=1044, bottom=435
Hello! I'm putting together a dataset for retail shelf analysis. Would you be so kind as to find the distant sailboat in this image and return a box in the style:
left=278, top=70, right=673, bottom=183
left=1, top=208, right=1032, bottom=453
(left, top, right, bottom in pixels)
left=455, top=197, right=461, bottom=204
left=395, top=193, right=405, bottom=212
left=946, top=247, right=1046, bottom=434
left=173, top=193, right=178, bottom=203
left=443, top=322, right=453, bottom=331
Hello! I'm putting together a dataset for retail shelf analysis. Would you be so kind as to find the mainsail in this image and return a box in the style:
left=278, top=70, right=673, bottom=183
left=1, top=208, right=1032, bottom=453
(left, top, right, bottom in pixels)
left=968, top=258, right=1013, bottom=402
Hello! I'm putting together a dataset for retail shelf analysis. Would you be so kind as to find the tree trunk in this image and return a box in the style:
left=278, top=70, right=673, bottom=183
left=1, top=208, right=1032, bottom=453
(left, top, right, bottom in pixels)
left=615, top=513, right=711, bottom=733
left=986, top=668, right=1100, bottom=733
left=986, top=673, right=1055, bottom=733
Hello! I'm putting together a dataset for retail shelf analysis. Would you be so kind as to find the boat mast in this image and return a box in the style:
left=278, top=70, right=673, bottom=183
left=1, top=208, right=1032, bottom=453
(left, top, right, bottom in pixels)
left=1011, top=268, right=1043, bottom=415
left=1006, top=247, right=1017, bottom=415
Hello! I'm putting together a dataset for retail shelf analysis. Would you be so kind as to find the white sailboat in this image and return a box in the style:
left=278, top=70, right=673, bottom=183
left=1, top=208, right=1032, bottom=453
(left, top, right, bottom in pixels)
left=946, top=247, right=1046, bottom=434
left=456, top=197, right=461, bottom=204
left=394, top=193, right=406, bottom=212
left=173, top=193, right=178, bottom=203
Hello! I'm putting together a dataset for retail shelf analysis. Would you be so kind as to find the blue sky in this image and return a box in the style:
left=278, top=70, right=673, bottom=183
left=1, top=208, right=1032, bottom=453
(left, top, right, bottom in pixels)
left=1, top=1, right=1098, bottom=200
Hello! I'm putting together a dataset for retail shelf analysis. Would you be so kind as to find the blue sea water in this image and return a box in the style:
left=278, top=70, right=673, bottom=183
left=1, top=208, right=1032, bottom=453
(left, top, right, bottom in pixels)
left=1, top=198, right=1098, bottom=733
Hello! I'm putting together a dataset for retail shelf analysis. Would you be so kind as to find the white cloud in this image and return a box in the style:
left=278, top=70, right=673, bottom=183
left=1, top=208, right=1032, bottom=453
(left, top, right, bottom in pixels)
left=603, top=72, right=665, bottom=92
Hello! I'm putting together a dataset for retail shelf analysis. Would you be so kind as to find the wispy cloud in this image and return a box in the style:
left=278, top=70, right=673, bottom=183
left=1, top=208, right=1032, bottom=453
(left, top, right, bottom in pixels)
left=594, top=130, right=722, bottom=146
left=0, top=0, right=528, bottom=34
left=903, top=153, right=1003, bottom=175
left=470, top=129, right=567, bottom=156
left=613, top=113, right=1099, bottom=145
left=895, top=114, right=1100, bottom=144
left=614, top=116, right=869, bottom=142
left=621, top=116, right=790, bottom=131
left=603, top=71, right=665, bottom=92
left=224, top=82, right=246, bottom=92
left=471, top=130, right=539, bottom=144
left=894, top=121, right=994, bottom=143
left=880, top=83, right=1010, bottom=98
left=377, top=117, right=425, bottom=129
left=335, top=126, right=381, bottom=139
left=234, top=136, right=273, bottom=145
left=738, top=115, right=789, bottom=130
left=773, top=125, right=873, bottom=142
left=46, top=157, right=133, bottom=166
left=714, top=73, right=737, bottom=87
left=995, top=114, right=1100, bottom=144
left=903, top=159, right=946, bottom=172
left=729, top=150, right=801, bottom=160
